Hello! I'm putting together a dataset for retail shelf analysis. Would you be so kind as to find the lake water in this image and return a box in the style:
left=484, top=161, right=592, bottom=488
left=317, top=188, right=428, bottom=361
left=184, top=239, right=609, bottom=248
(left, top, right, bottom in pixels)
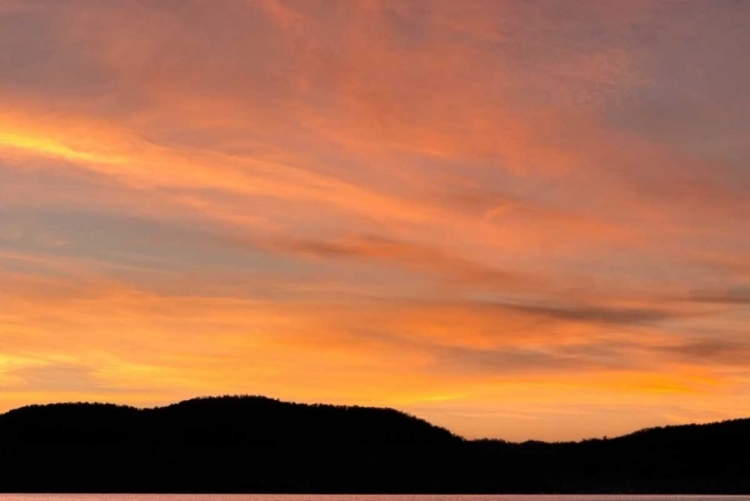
left=1, top=496, right=749, bottom=501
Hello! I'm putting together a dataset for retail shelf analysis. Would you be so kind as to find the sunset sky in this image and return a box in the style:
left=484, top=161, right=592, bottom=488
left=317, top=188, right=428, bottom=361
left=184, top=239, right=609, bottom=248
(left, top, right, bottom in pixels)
left=1, top=0, right=749, bottom=442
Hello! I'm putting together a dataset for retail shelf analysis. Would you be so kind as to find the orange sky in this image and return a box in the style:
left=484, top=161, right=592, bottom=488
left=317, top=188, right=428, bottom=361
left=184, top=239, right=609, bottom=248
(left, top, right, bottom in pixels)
left=1, top=0, right=750, bottom=442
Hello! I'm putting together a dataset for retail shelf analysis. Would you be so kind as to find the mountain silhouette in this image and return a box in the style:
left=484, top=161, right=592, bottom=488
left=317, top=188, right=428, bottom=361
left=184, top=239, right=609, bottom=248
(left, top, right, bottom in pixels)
left=1, top=395, right=749, bottom=493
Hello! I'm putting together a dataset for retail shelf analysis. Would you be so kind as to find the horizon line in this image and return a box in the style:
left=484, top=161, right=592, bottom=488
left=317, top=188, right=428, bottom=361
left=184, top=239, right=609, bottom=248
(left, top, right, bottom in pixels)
left=5, top=393, right=749, bottom=445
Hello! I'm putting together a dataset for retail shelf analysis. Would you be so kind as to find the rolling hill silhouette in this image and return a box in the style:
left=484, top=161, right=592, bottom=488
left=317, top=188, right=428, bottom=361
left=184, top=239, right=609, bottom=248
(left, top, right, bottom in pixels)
left=1, top=395, right=749, bottom=493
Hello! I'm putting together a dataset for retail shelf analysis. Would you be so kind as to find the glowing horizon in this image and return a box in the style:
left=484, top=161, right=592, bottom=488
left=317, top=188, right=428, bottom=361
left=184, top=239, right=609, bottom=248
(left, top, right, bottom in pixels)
left=1, top=0, right=749, bottom=442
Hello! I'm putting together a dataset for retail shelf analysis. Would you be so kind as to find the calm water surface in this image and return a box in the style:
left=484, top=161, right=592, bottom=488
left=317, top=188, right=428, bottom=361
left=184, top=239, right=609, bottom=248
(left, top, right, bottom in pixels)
left=1, top=496, right=749, bottom=501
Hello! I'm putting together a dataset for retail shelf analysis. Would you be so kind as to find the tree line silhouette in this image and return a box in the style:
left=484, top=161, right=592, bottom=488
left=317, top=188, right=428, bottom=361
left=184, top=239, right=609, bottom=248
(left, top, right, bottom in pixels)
left=1, top=395, right=749, bottom=493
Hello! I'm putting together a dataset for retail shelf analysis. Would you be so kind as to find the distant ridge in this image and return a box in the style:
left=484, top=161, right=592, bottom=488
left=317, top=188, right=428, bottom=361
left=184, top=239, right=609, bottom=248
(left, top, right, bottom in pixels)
left=1, top=395, right=749, bottom=493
